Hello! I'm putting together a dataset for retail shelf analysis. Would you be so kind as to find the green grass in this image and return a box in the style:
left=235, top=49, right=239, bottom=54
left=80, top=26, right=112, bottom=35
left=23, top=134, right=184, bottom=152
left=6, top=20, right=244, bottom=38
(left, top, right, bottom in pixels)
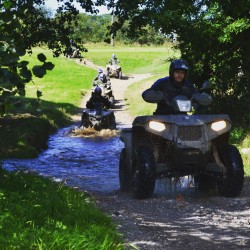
left=23, top=48, right=95, bottom=107
left=85, top=43, right=180, bottom=74
left=0, top=168, right=123, bottom=249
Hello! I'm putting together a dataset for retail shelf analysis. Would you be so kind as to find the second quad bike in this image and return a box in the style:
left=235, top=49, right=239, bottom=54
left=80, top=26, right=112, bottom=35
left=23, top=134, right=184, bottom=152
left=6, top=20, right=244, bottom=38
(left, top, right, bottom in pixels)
left=119, top=82, right=244, bottom=199
left=80, top=102, right=116, bottom=131
left=106, top=62, right=122, bottom=79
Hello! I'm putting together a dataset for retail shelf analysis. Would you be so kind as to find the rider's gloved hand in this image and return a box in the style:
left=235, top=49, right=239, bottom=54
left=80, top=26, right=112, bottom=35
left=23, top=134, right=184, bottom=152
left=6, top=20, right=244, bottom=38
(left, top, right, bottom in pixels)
left=194, top=92, right=212, bottom=106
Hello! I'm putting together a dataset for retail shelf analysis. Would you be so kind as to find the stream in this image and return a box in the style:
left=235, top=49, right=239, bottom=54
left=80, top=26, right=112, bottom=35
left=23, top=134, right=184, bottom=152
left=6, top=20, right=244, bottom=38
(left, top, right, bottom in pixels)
left=3, top=125, right=195, bottom=197
left=3, top=126, right=123, bottom=194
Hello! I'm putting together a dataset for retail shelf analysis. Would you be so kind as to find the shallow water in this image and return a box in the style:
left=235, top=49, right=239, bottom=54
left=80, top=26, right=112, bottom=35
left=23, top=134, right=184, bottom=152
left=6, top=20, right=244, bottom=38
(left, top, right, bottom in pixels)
left=3, top=126, right=196, bottom=197
left=3, top=126, right=123, bottom=193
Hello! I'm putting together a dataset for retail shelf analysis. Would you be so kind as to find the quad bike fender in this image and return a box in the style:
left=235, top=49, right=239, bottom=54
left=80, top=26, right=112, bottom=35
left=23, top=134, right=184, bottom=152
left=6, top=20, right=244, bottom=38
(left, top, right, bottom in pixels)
left=120, top=128, right=132, bottom=149
left=142, top=89, right=165, bottom=103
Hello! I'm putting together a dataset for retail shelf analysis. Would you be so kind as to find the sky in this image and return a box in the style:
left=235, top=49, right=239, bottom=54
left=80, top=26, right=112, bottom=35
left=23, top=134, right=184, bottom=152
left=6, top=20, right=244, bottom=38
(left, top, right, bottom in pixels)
left=44, top=0, right=111, bottom=15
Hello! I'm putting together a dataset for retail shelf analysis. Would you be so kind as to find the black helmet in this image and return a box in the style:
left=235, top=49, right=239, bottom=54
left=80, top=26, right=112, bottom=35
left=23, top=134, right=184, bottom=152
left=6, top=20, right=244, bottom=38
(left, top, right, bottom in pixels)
left=169, top=59, right=189, bottom=79
left=94, top=86, right=102, bottom=97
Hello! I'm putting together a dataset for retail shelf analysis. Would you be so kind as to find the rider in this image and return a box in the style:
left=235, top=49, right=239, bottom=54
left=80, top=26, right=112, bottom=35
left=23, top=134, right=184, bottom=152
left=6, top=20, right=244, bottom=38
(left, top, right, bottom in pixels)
left=86, top=86, right=111, bottom=109
left=108, top=54, right=120, bottom=65
left=142, top=59, right=197, bottom=115
left=93, top=69, right=111, bottom=89
left=93, top=69, right=108, bottom=84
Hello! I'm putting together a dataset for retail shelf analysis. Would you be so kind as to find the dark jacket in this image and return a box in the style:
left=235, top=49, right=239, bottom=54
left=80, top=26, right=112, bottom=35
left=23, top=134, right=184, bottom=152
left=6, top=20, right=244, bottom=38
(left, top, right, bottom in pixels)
left=86, top=96, right=111, bottom=110
left=142, top=76, right=196, bottom=115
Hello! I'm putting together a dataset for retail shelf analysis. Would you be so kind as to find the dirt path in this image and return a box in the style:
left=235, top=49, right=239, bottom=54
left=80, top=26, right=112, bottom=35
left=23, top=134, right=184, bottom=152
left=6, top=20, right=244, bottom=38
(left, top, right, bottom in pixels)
left=72, top=58, right=152, bottom=127
left=72, top=58, right=250, bottom=250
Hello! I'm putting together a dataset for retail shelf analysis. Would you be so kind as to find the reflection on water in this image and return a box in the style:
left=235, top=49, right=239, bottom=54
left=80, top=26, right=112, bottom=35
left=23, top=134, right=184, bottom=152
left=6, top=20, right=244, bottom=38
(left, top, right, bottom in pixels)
left=3, top=126, right=123, bottom=193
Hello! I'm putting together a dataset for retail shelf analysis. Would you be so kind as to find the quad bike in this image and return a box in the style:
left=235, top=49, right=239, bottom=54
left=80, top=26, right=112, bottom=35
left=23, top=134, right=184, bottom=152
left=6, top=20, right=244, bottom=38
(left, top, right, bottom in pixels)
left=80, top=102, right=116, bottom=131
left=119, top=81, right=244, bottom=199
left=92, top=80, right=115, bottom=108
left=106, top=62, right=122, bottom=79
left=64, top=47, right=82, bottom=58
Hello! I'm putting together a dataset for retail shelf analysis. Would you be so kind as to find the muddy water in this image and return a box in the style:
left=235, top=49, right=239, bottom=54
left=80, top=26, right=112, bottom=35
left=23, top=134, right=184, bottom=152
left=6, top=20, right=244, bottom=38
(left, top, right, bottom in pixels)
left=3, top=126, right=123, bottom=193
left=3, top=126, right=196, bottom=197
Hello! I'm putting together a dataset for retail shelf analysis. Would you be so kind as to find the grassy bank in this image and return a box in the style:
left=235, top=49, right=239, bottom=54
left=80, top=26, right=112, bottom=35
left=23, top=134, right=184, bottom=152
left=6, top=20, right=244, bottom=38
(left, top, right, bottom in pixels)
left=0, top=167, right=123, bottom=249
left=0, top=48, right=96, bottom=159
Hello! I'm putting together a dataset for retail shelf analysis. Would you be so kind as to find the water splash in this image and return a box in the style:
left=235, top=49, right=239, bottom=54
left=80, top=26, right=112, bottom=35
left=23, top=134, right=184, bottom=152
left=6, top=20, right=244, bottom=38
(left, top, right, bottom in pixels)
left=70, top=127, right=120, bottom=139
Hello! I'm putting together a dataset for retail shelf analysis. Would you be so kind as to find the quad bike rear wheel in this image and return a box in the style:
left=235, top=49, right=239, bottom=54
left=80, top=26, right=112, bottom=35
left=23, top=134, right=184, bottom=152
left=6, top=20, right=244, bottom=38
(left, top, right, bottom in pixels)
left=109, top=96, right=115, bottom=108
left=217, top=145, right=244, bottom=197
left=119, top=148, right=131, bottom=192
left=132, top=146, right=156, bottom=199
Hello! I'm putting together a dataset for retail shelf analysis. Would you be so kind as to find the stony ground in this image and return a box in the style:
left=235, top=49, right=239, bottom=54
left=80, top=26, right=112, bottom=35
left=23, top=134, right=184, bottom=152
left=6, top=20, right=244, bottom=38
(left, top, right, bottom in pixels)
left=74, top=58, right=250, bottom=250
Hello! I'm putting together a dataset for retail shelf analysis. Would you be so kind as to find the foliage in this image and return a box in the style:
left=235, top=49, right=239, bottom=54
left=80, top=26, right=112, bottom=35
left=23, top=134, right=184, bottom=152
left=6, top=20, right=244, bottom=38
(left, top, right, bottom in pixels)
left=0, top=0, right=92, bottom=116
left=72, top=14, right=111, bottom=43
left=112, top=0, right=250, bottom=127
left=0, top=169, right=123, bottom=249
left=70, top=13, right=168, bottom=46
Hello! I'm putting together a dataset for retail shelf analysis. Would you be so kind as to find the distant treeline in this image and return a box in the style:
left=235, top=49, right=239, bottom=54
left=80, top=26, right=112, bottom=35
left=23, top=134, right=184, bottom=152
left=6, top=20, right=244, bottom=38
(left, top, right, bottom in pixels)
left=69, top=13, right=170, bottom=46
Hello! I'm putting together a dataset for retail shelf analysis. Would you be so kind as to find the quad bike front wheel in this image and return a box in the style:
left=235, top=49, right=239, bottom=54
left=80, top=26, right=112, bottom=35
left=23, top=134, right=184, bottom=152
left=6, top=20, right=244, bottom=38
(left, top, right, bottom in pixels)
left=118, top=71, right=122, bottom=79
left=119, top=148, right=131, bottom=192
left=132, top=146, right=156, bottom=199
left=217, top=145, right=244, bottom=197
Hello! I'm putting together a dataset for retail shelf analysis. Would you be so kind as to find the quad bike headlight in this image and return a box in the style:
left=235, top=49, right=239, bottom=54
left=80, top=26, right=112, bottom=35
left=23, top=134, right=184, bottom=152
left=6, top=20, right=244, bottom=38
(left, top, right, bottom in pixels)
left=149, top=121, right=166, bottom=132
left=211, top=120, right=227, bottom=131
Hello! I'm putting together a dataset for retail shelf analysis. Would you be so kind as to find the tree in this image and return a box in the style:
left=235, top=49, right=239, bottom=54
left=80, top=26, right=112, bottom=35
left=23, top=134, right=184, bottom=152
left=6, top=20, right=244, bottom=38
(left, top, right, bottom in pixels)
left=0, top=0, right=105, bottom=116
left=112, top=0, right=250, bottom=125
left=70, top=14, right=111, bottom=43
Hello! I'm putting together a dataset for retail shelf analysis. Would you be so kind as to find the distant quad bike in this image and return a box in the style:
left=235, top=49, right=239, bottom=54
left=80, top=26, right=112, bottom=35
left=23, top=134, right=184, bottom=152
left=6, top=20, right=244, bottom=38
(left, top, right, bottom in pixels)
left=106, top=62, right=122, bottom=79
left=81, top=102, right=116, bottom=131
left=119, top=81, right=244, bottom=199
left=64, top=47, right=82, bottom=58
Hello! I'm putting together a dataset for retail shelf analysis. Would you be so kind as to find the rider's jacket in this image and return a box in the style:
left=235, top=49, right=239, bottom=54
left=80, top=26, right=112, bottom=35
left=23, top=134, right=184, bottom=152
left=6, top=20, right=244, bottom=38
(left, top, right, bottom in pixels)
left=108, top=58, right=119, bottom=65
left=86, top=96, right=111, bottom=110
left=142, top=76, right=196, bottom=115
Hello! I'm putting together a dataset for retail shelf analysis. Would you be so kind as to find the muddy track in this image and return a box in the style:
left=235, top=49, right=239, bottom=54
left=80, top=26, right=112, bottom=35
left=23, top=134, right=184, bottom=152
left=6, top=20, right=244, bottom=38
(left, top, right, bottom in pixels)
left=72, top=58, right=250, bottom=250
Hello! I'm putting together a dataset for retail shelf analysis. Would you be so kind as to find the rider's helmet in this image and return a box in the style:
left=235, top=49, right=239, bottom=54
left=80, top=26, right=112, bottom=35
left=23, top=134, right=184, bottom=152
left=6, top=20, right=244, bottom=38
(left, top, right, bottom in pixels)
left=99, top=73, right=105, bottom=81
left=94, top=86, right=102, bottom=97
left=112, top=53, right=116, bottom=59
left=169, top=59, right=189, bottom=80
left=98, top=69, right=103, bottom=73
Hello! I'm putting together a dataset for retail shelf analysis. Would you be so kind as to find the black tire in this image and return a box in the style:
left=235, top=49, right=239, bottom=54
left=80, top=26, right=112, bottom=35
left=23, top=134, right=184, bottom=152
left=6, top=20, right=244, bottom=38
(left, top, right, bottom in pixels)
left=132, top=146, right=156, bottom=199
left=194, top=174, right=217, bottom=194
left=109, top=114, right=116, bottom=130
left=109, top=96, right=115, bottom=107
left=217, top=145, right=244, bottom=197
left=118, top=71, right=122, bottom=79
left=119, top=148, right=131, bottom=192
